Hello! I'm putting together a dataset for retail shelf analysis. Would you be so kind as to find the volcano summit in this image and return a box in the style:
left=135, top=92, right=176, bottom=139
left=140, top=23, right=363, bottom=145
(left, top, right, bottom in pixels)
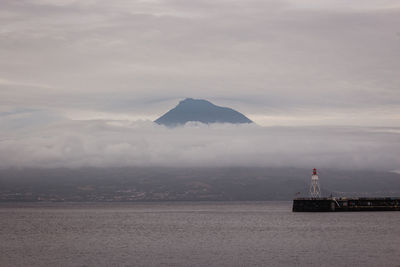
left=155, top=98, right=253, bottom=126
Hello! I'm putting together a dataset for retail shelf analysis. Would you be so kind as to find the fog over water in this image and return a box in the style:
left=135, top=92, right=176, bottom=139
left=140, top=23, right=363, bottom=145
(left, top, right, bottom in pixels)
left=1, top=120, right=399, bottom=170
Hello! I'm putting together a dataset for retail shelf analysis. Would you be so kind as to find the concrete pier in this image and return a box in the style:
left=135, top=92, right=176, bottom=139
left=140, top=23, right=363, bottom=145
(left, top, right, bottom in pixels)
left=293, top=197, right=400, bottom=212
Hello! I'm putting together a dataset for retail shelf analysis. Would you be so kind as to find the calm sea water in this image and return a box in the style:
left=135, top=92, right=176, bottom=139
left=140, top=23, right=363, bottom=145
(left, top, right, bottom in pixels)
left=0, top=202, right=399, bottom=267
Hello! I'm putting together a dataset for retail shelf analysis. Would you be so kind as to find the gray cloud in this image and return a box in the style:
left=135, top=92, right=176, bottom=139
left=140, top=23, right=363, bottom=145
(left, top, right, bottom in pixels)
left=0, top=0, right=399, bottom=126
left=0, top=120, right=399, bottom=170
left=0, top=1, right=399, bottom=171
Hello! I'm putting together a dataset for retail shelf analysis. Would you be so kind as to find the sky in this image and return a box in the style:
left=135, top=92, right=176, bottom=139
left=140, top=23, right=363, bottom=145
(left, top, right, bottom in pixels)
left=0, top=0, right=399, bottom=170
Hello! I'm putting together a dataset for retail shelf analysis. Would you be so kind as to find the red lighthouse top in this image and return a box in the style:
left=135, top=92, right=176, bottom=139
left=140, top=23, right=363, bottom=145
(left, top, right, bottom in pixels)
left=313, top=168, right=317, bottom=175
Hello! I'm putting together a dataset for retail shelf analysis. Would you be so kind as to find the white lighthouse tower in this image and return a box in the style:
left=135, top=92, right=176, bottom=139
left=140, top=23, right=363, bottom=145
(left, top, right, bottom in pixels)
left=310, top=168, right=321, bottom=198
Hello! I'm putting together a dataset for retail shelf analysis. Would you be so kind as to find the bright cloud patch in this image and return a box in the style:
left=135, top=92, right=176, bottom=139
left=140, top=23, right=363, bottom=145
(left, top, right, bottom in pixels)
left=0, top=120, right=399, bottom=170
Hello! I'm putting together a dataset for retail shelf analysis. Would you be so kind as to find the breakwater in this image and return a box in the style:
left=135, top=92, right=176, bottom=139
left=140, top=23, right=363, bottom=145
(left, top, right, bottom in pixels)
left=293, top=197, right=400, bottom=212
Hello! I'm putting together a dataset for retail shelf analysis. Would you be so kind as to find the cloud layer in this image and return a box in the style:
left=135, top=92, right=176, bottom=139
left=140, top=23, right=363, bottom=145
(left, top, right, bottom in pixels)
left=1, top=0, right=399, bottom=126
left=1, top=1, right=399, bottom=170
left=1, top=120, right=399, bottom=170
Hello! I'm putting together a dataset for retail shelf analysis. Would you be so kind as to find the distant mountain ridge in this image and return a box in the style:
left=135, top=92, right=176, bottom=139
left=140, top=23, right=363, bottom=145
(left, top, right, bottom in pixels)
left=155, top=98, right=253, bottom=126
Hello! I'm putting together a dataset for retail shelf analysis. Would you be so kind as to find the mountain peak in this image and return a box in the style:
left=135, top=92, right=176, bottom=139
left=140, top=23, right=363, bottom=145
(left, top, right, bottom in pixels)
left=155, top=98, right=253, bottom=126
left=179, top=98, right=212, bottom=105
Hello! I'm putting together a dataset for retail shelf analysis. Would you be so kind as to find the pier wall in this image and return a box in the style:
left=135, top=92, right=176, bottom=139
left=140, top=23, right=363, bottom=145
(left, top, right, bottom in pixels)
left=293, top=197, right=400, bottom=212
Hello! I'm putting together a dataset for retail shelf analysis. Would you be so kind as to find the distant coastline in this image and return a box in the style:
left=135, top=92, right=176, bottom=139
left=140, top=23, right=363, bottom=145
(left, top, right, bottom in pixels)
left=1, top=167, right=399, bottom=202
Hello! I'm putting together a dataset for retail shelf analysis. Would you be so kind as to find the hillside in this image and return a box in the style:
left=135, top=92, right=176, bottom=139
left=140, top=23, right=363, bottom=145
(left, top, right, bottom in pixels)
left=155, top=98, right=253, bottom=126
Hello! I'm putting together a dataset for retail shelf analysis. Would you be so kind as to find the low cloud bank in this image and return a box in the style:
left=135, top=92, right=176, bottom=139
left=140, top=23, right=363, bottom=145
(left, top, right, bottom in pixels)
left=0, top=120, right=399, bottom=170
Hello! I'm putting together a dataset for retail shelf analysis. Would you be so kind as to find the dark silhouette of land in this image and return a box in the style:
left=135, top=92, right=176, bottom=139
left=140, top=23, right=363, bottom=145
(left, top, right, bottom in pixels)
left=155, top=98, right=253, bottom=126
left=0, top=167, right=399, bottom=202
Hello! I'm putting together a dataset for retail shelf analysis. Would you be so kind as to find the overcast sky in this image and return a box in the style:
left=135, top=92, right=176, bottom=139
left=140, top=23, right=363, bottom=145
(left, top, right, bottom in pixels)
left=1, top=0, right=399, bottom=170
left=1, top=0, right=399, bottom=126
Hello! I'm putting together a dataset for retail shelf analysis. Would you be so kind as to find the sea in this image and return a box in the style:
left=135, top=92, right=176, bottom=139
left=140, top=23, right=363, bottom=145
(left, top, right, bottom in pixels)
left=1, top=201, right=399, bottom=267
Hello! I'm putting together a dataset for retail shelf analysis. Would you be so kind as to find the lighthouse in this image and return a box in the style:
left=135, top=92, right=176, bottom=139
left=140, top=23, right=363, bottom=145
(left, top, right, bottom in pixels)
left=310, top=168, right=321, bottom=198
